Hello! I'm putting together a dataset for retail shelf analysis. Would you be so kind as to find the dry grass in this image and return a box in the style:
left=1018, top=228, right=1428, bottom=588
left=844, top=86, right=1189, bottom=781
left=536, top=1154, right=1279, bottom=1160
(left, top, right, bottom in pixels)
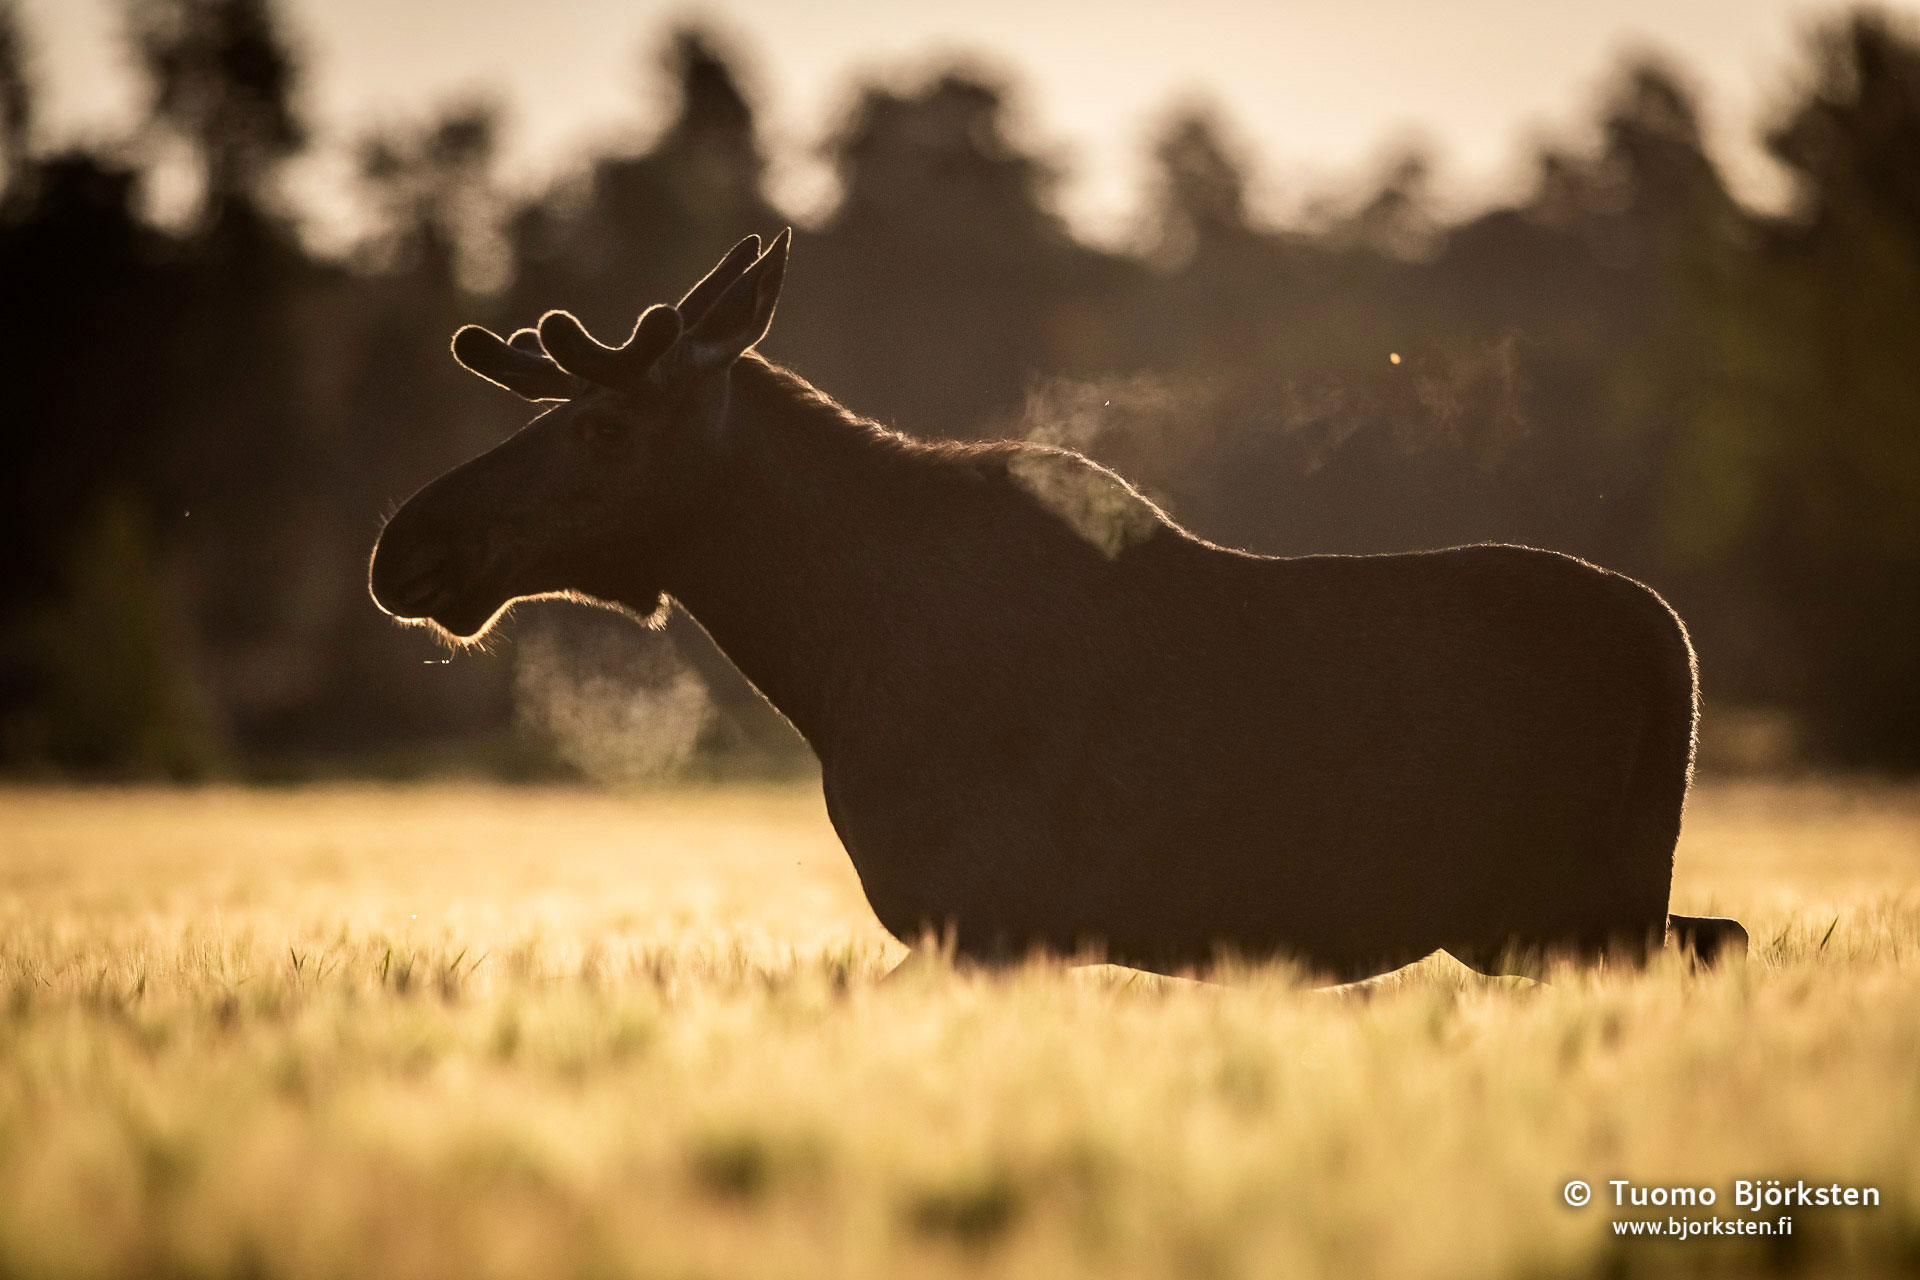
left=2, top=780, right=1919, bottom=1279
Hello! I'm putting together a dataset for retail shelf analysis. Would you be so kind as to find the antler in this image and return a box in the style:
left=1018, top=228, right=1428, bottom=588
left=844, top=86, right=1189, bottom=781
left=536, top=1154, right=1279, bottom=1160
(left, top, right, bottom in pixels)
left=449, top=233, right=773, bottom=399
left=451, top=326, right=585, bottom=401
left=537, top=303, right=683, bottom=391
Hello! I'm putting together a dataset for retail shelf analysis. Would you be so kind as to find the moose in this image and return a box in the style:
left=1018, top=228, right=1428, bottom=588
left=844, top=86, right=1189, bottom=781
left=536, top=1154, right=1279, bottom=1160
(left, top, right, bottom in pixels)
left=369, top=231, right=1747, bottom=980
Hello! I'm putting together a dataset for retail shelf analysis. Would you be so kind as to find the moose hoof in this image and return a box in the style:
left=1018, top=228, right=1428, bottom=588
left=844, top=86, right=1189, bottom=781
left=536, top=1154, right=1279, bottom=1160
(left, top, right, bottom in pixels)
left=1667, top=914, right=1749, bottom=965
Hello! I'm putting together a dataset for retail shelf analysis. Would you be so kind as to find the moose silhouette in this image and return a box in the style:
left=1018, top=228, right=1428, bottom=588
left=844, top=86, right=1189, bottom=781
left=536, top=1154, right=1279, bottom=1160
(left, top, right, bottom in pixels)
left=369, top=231, right=1747, bottom=980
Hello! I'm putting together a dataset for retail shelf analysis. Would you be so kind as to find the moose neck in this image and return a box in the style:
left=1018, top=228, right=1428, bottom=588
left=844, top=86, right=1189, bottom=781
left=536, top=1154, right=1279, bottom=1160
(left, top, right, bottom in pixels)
left=657, top=356, right=947, bottom=753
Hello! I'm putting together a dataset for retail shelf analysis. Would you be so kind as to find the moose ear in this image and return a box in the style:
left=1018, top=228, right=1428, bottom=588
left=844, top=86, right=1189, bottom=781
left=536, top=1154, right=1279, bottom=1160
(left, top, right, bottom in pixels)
left=681, top=228, right=790, bottom=370
left=451, top=325, right=582, bottom=401
left=678, top=235, right=762, bottom=327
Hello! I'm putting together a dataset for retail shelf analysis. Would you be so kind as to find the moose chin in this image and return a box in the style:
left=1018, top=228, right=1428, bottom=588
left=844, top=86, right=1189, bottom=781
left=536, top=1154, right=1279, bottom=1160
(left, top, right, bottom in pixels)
left=369, top=230, right=1747, bottom=982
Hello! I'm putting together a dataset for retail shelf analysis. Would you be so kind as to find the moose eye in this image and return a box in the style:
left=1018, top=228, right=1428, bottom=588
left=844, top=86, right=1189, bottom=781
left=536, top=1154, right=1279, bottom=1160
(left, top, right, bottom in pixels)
left=576, top=410, right=624, bottom=443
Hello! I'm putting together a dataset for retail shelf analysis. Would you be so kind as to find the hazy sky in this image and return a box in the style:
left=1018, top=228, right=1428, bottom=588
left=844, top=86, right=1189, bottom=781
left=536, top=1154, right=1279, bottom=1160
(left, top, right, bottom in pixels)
left=17, top=0, right=1920, bottom=245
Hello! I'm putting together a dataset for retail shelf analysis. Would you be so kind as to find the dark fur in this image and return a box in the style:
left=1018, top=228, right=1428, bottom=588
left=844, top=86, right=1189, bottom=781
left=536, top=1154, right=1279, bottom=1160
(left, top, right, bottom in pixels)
left=371, top=236, right=1744, bottom=980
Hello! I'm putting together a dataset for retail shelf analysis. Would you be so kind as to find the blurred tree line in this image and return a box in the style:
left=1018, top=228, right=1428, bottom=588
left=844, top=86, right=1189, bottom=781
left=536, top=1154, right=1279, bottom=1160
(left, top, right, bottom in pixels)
left=1, top=0, right=1917, bottom=776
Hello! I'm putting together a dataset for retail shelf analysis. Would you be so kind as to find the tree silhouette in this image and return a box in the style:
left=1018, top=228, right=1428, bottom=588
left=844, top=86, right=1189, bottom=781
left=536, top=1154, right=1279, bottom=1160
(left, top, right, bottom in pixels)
left=1772, top=10, right=1920, bottom=233
left=1148, top=107, right=1252, bottom=265
left=1737, top=11, right=1920, bottom=761
left=358, top=102, right=504, bottom=290
left=127, top=0, right=303, bottom=236
left=0, top=1, right=31, bottom=203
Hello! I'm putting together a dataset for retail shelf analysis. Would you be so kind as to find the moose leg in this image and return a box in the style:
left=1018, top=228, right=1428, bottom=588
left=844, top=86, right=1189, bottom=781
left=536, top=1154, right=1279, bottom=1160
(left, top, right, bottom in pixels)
left=876, top=920, right=1004, bottom=984
left=1448, top=924, right=1664, bottom=978
left=1448, top=942, right=1561, bottom=980
left=1667, top=914, right=1749, bottom=964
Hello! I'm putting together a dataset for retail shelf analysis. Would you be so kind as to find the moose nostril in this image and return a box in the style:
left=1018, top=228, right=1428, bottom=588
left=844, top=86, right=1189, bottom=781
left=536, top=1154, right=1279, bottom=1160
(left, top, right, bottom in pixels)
left=371, top=539, right=452, bottom=612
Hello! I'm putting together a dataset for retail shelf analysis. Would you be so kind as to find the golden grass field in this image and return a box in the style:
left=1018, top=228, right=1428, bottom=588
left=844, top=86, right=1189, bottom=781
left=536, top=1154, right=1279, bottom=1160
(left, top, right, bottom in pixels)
left=2, top=780, right=1919, bottom=1279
